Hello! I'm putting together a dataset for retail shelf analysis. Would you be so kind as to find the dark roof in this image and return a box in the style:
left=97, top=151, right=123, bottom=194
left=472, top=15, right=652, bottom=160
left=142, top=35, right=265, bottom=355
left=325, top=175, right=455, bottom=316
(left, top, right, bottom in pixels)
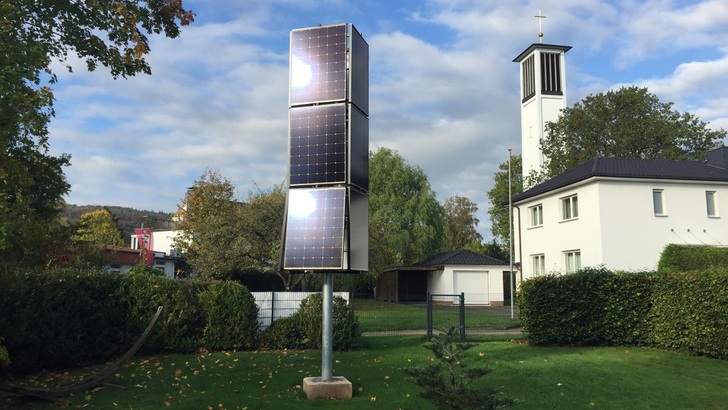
left=513, top=43, right=572, bottom=63
left=419, top=249, right=507, bottom=267
left=513, top=156, right=728, bottom=203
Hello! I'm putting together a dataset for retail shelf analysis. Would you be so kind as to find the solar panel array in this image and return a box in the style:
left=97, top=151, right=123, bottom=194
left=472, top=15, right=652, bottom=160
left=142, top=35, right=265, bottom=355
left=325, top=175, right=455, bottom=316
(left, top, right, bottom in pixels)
left=289, top=104, right=347, bottom=186
left=282, top=187, right=346, bottom=269
left=282, top=24, right=368, bottom=272
left=290, top=24, right=347, bottom=106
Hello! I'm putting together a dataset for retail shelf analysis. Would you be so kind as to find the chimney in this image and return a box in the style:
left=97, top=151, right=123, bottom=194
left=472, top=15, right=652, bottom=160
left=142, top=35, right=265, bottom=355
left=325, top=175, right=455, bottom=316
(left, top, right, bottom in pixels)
left=707, top=146, right=728, bottom=170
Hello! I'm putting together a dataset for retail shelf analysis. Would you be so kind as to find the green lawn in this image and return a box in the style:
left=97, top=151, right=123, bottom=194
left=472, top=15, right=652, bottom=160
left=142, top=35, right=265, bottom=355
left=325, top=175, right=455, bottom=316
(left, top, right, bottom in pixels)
left=3, top=336, right=727, bottom=409
left=354, top=299, right=520, bottom=332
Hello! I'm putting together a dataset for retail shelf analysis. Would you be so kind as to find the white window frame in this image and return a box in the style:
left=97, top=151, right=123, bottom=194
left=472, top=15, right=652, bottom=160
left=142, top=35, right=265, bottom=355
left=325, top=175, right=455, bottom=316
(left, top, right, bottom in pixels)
left=531, top=254, right=545, bottom=276
left=529, top=204, right=543, bottom=227
left=561, top=194, right=578, bottom=221
left=564, top=250, right=581, bottom=274
left=706, top=191, right=718, bottom=218
left=653, top=189, right=666, bottom=216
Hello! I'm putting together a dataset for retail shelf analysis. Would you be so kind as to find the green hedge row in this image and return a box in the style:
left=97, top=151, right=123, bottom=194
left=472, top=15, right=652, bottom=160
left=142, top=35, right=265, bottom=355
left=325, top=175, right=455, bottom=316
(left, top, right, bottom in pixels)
left=517, top=267, right=728, bottom=359
left=657, top=244, right=728, bottom=273
left=0, top=269, right=259, bottom=375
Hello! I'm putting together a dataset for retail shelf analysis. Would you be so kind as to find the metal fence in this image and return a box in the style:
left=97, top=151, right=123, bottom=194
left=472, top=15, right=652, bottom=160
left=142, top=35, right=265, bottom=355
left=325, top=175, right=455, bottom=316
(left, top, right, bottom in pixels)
left=352, top=293, right=521, bottom=336
left=251, top=291, right=350, bottom=330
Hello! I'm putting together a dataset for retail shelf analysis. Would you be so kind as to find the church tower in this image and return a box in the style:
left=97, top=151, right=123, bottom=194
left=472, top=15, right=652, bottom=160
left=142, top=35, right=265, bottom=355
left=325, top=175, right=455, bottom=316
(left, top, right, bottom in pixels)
left=513, top=16, right=570, bottom=185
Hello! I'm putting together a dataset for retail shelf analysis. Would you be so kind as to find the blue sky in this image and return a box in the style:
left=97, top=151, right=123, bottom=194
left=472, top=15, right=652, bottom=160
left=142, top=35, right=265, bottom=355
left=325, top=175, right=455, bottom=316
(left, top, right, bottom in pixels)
left=48, top=0, right=728, bottom=240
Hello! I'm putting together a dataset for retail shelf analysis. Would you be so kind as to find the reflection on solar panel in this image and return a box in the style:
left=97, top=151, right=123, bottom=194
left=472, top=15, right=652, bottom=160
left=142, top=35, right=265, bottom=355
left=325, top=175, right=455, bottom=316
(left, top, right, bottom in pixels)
left=282, top=187, right=346, bottom=270
left=289, top=104, right=347, bottom=185
left=290, top=24, right=347, bottom=106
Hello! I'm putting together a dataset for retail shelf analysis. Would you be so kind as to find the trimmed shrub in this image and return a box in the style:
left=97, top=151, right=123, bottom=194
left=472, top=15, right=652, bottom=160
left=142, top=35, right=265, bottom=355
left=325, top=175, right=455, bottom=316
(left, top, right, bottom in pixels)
left=0, top=268, right=127, bottom=373
left=296, top=293, right=360, bottom=350
left=115, top=273, right=205, bottom=353
left=517, top=268, right=653, bottom=346
left=261, top=316, right=306, bottom=350
left=648, top=269, right=728, bottom=359
left=658, top=244, right=728, bottom=273
left=198, top=281, right=259, bottom=351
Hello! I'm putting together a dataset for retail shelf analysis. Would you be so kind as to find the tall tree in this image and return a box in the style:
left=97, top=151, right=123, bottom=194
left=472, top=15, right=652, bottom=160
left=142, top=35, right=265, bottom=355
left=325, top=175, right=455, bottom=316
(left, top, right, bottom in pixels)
left=238, top=184, right=289, bottom=287
left=369, top=148, right=444, bottom=278
left=1, top=1, right=193, bottom=269
left=174, top=170, right=242, bottom=280
left=441, top=195, right=482, bottom=251
left=542, top=86, right=726, bottom=176
left=486, top=154, right=523, bottom=245
left=73, top=209, right=125, bottom=247
left=174, top=170, right=288, bottom=283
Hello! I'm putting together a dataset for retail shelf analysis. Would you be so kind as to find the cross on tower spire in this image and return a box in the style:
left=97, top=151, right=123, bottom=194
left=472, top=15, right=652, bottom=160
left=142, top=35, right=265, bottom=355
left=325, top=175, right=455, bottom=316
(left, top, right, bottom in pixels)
left=535, top=10, right=546, bottom=43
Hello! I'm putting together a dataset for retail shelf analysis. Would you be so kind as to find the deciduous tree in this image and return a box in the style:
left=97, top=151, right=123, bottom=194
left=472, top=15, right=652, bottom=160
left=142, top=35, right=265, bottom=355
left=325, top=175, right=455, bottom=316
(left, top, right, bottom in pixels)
left=1, top=0, right=194, bottom=270
left=74, top=209, right=125, bottom=247
left=486, top=154, right=523, bottom=246
left=542, top=86, right=725, bottom=176
left=369, top=148, right=444, bottom=278
left=442, top=195, right=482, bottom=251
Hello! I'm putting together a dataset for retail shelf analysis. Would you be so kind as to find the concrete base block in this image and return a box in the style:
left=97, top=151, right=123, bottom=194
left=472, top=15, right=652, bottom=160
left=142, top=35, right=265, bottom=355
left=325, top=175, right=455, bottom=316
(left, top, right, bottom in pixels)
left=302, top=376, right=352, bottom=400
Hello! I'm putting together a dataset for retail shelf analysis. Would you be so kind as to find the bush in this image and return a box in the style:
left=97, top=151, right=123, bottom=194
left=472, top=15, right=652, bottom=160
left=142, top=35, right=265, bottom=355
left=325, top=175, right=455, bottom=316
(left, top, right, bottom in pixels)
left=115, top=273, right=205, bottom=353
left=261, top=316, right=306, bottom=350
left=296, top=293, right=360, bottom=351
left=517, top=268, right=653, bottom=346
left=0, top=268, right=127, bottom=374
left=657, top=244, right=728, bottom=272
left=648, top=269, right=728, bottom=358
left=198, top=281, right=259, bottom=351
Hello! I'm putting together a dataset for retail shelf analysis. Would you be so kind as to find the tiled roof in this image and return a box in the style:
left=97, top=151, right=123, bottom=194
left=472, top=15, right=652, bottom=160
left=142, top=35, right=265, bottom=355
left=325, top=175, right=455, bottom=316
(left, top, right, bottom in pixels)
left=513, top=156, right=728, bottom=203
left=419, top=249, right=507, bottom=266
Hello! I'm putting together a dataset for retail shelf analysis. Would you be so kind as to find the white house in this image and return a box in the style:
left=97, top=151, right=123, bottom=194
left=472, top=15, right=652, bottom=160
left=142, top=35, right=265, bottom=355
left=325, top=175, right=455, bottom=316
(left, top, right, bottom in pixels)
left=513, top=152, right=728, bottom=276
left=377, top=249, right=512, bottom=306
left=511, top=42, right=728, bottom=277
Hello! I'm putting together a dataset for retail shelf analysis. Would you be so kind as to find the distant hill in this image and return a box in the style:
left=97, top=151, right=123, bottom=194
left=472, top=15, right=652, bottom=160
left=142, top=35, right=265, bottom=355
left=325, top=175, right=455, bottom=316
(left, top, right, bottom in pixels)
left=63, top=205, right=175, bottom=245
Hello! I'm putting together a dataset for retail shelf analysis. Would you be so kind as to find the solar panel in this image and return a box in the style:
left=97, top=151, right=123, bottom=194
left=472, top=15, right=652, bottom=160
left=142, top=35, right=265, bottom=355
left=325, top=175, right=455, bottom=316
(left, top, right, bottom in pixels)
left=289, top=104, right=347, bottom=186
left=290, top=24, right=347, bottom=106
left=282, top=187, right=346, bottom=270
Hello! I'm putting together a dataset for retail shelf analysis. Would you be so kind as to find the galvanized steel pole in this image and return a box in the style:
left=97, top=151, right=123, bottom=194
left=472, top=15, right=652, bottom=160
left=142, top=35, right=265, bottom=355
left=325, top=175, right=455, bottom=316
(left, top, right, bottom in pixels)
left=321, top=272, right=334, bottom=381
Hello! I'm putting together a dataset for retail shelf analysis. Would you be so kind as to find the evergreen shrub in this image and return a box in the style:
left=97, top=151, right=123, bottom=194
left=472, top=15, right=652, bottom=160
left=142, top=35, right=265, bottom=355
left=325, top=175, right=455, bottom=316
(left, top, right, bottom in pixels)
left=296, top=293, right=361, bottom=350
left=115, top=272, right=205, bottom=353
left=198, top=281, right=259, bottom=351
left=261, top=316, right=305, bottom=350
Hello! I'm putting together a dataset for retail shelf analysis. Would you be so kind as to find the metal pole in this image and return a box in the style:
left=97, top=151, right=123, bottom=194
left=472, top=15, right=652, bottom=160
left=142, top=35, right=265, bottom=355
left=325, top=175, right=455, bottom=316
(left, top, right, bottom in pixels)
left=508, top=149, right=514, bottom=320
left=426, top=292, right=433, bottom=340
left=459, top=292, right=465, bottom=343
left=321, top=272, right=333, bottom=381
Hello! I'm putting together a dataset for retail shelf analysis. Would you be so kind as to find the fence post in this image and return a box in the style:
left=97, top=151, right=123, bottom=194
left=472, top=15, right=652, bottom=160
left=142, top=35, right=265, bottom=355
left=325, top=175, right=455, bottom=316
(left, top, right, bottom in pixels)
left=270, top=291, right=275, bottom=325
left=459, top=292, right=465, bottom=342
left=426, top=292, right=433, bottom=340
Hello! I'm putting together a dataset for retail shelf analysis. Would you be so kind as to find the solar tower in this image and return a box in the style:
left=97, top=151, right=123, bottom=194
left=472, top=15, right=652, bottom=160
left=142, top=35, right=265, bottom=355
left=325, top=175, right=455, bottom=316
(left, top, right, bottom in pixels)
left=281, top=23, right=369, bottom=274
left=281, top=23, right=368, bottom=399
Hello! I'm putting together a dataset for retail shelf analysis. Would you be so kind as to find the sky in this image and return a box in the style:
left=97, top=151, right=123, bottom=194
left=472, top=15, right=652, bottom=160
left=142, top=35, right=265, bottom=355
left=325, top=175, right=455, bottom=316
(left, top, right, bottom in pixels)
left=48, top=0, right=728, bottom=241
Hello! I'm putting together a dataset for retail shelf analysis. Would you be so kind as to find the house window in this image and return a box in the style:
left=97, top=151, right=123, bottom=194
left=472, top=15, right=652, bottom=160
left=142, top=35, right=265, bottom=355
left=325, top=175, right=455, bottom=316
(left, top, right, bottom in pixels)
left=653, top=189, right=665, bottom=216
left=529, top=204, right=543, bottom=227
left=540, top=52, right=562, bottom=94
left=522, top=55, right=535, bottom=102
left=561, top=194, right=578, bottom=220
left=564, top=250, right=581, bottom=274
left=706, top=191, right=718, bottom=217
left=531, top=254, right=545, bottom=276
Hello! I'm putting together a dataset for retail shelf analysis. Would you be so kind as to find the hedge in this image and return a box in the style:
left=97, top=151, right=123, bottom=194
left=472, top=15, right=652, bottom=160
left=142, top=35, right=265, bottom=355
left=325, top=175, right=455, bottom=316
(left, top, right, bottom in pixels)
left=517, top=267, right=728, bottom=359
left=0, top=268, right=259, bottom=375
left=657, top=244, right=728, bottom=273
